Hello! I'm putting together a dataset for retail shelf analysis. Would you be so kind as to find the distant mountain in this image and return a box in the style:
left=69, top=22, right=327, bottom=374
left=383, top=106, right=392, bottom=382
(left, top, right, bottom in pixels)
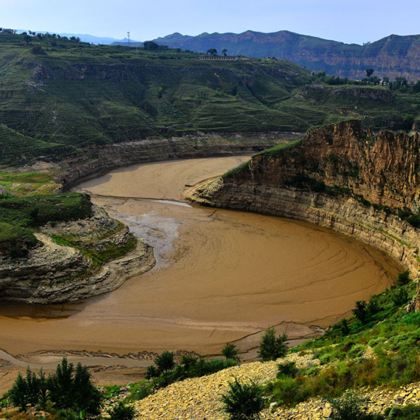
left=15, top=29, right=140, bottom=45
left=60, top=33, right=122, bottom=44
left=154, top=30, right=420, bottom=81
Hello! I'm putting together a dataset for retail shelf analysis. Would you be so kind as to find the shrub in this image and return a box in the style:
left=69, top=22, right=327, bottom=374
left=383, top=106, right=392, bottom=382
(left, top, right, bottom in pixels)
left=269, top=351, right=419, bottom=408
left=367, top=298, right=380, bottom=317
left=140, top=355, right=238, bottom=396
left=222, top=379, right=264, bottom=419
left=48, top=358, right=101, bottom=415
left=0, top=222, right=38, bottom=258
left=145, top=365, right=159, bottom=379
left=180, top=354, right=199, bottom=369
left=353, top=301, right=368, bottom=324
left=338, top=319, right=350, bottom=335
left=397, top=271, right=410, bottom=286
left=31, top=45, right=46, bottom=54
left=222, top=343, right=239, bottom=361
left=9, top=369, right=48, bottom=411
left=258, top=328, right=288, bottom=361
left=269, top=376, right=308, bottom=406
left=385, top=405, right=420, bottom=419
left=128, top=380, right=154, bottom=401
left=391, top=288, right=409, bottom=306
left=277, top=362, right=299, bottom=378
left=108, top=401, right=135, bottom=420
left=154, top=351, right=175, bottom=373
left=8, top=358, right=101, bottom=415
left=329, top=390, right=375, bottom=419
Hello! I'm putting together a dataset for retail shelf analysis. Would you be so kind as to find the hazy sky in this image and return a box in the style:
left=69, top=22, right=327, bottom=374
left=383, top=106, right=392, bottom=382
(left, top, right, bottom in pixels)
left=1, top=0, right=419, bottom=44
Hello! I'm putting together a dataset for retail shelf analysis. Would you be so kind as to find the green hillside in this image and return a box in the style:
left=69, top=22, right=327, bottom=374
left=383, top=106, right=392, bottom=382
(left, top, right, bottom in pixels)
left=0, top=31, right=419, bottom=165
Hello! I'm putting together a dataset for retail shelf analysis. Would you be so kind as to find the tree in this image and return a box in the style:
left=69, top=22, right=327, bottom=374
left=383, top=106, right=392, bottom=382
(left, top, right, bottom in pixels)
left=47, top=358, right=101, bottom=415
left=9, top=369, right=47, bottom=411
left=353, top=301, right=368, bottom=324
left=108, top=401, right=135, bottom=420
left=222, top=379, right=264, bottom=419
left=222, top=48, right=228, bottom=56
left=72, top=363, right=101, bottom=415
left=366, top=68, right=374, bottom=77
left=154, top=351, right=175, bottom=373
left=258, top=328, right=288, bottom=361
left=22, top=33, right=31, bottom=45
left=31, top=45, right=46, bottom=55
left=397, top=271, right=410, bottom=286
left=207, top=48, right=217, bottom=56
left=338, top=319, right=350, bottom=335
left=144, top=41, right=160, bottom=51
left=222, top=343, right=239, bottom=361
left=48, top=358, right=74, bottom=409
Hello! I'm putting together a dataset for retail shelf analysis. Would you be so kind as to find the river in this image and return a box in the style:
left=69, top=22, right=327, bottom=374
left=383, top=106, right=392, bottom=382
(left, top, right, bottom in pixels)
left=0, top=156, right=398, bottom=390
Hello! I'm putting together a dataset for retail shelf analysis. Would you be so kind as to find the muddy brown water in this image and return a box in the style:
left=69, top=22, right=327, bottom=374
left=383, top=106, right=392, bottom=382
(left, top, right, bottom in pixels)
left=0, top=156, right=399, bottom=390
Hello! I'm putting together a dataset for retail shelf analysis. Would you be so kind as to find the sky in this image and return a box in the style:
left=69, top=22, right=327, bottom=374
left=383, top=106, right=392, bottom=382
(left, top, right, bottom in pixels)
left=0, top=0, right=419, bottom=44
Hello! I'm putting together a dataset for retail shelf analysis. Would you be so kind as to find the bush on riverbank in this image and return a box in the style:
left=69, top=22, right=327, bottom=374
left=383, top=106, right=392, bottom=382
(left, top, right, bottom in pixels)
left=258, top=328, right=288, bottom=361
left=144, top=352, right=238, bottom=391
left=6, top=358, right=101, bottom=417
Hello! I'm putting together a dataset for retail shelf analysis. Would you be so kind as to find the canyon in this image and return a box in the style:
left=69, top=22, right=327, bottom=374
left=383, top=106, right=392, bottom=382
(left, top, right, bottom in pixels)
left=187, top=120, right=419, bottom=280
left=0, top=152, right=402, bottom=392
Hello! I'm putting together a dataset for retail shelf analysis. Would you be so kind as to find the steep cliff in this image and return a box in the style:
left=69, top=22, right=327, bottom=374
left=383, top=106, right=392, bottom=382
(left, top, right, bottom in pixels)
left=58, top=133, right=283, bottom=189
left=155, top=31, right=420, bottom=81
left=187, top=121, right=419, bottom=279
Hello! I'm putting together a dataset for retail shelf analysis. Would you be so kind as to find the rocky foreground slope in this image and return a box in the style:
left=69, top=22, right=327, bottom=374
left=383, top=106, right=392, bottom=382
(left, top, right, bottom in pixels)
left=187, top=120, right=419, bottom=279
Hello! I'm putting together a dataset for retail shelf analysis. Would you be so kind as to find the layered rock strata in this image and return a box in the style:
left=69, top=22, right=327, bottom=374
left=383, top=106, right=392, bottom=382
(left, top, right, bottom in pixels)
left=187, top=121, right=419, bottom=279
left=58, top=133, right=286, bottom=189
left=0, top=207, right=155, bottom=303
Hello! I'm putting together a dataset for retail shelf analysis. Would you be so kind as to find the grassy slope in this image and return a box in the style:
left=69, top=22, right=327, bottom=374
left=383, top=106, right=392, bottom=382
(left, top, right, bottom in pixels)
left=266, top=279, right=420, bottom=408
left=0, top=32, right=419, bottom=166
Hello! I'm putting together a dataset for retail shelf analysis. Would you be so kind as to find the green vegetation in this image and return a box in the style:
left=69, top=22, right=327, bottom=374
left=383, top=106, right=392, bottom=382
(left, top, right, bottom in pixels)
left=222, top=379, right=264, bottom=420
left=0, top=191, right=92, bottom=257
left=6, top=358, right=101, bottom=417
left=0, top=171, right=59, bottom=196
left=222, top=343, right=240, bottom=361
left=108, top=401, right=135, bottom=420
left=0, top=221, right=38, bottom=257
left=51, top=231, right=137, bottom=268
left=143, top=352, right=238, bottom=393
left=265, top=277, right=419, bottom=407
left=112, top=349, right=241, bottom=404
left=0, top=31, right=418, bottom=166
left=328, top=390, right=379, bottom=419
left=257, top=138, right=302, bottom=157
left=258, top=328, right=288, bottom=361
left=384, top=405, right=420, bottom=419
left=220, top=274, right=418, bottom=418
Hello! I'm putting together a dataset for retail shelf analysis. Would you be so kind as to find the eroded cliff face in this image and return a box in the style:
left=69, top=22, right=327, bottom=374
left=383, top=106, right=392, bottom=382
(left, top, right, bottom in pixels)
left=187, top=121, right=419, bottom=279
left=58, top=133, right=284, bottom=189
left=0, top=207, right=155, bottom=304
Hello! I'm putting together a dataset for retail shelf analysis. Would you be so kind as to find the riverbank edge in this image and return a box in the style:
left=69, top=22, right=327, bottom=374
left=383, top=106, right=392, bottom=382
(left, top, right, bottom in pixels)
left=186, top=178, right=419, bottom=281
left=56, top=133, right=289, bottom=190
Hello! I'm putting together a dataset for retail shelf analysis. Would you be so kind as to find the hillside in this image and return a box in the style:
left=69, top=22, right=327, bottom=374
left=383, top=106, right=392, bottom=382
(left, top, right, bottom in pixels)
left=155, top=31, right=420, bottom=81
left=0, top=31, right=419, bottom=166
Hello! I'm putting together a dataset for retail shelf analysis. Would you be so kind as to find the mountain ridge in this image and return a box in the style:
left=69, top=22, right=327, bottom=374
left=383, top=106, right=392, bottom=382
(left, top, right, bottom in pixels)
left=154, top=30, right=420, bottom=81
